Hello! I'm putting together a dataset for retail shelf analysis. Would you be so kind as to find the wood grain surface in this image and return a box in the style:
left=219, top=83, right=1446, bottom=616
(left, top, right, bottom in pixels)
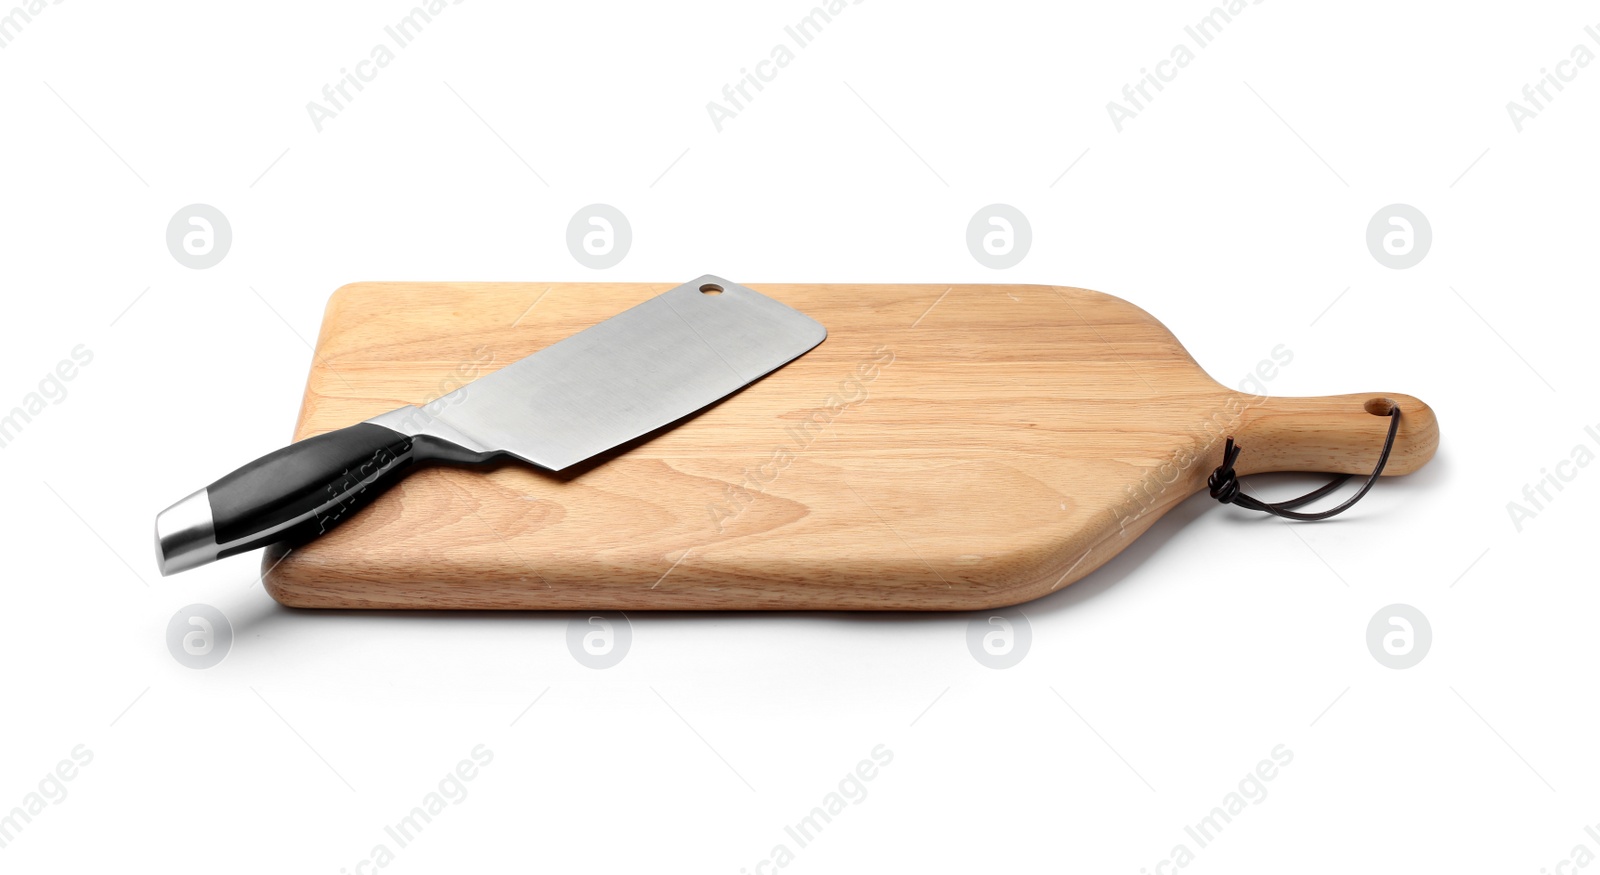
left=261, top=282, right=1439, bottom=610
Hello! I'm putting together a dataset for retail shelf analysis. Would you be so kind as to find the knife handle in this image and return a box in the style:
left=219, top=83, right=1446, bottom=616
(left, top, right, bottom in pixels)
left=155, top=422, right=423, bottom=576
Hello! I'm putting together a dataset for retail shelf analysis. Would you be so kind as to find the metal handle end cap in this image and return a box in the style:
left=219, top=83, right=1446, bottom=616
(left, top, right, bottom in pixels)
left=155, top=489, right=219, bottom=576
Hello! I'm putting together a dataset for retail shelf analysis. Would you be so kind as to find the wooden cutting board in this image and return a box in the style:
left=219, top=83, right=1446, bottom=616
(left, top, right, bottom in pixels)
left=262, top=281, right=1438, bottom=610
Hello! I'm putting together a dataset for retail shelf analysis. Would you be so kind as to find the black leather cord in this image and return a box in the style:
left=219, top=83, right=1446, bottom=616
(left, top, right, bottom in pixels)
left=1207, top=406, right=1401, bottom=521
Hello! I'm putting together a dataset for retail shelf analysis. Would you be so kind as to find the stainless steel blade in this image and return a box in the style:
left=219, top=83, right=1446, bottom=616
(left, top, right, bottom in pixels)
left=368, top=275, right=826, bottom=471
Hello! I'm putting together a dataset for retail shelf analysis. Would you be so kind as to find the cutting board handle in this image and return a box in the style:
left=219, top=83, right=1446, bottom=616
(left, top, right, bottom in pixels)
left=1229, top=392, right=1438, bottom=477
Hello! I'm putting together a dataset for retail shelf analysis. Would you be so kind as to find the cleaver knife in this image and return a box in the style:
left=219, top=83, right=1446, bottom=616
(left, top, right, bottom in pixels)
left=155, top=275, right=826, bottom=576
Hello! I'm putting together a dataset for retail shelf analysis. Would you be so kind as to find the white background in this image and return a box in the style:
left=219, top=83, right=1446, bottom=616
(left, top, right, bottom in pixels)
left=2, top=1, right=1597, bottom=872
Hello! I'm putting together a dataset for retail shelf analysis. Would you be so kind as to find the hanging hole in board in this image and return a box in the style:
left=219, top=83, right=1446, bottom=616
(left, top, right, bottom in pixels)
left=1364, top=397, right=1397, bottom=416
left=699, top=283, right=724, bottom=295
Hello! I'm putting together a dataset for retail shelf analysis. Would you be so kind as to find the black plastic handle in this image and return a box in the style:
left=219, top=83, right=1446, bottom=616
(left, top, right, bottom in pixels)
left=211, top=422, right=416, bottom=547
left=155, top=423, right=417, bottom=575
